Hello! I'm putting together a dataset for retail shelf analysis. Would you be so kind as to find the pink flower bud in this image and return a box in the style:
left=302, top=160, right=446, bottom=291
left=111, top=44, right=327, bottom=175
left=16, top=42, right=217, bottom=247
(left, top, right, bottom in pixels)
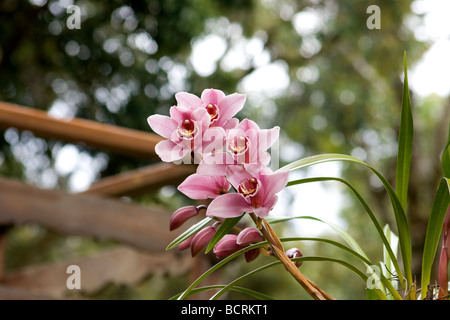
left=190, top=226, right=216, bottom=257
left=169, top=206, right=199, bottom=231
left=213, top=234, right=242, bottom=259
left=244, top=249, right=260, bottom=263
left=236, top=227, right=264, bottom=246
left=177, top=237, right=192, bottom=251
left=286, top=248, right=303, bottom=267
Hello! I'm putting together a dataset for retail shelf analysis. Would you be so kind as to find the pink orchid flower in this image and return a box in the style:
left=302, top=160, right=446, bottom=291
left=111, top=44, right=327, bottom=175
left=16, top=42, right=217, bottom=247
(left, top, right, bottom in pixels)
left=147, top=105, right=210, bottom=162
left=178, top=174, right=230, bottom=199
left=198, top=119, right=280, bottom=176
left=175, top=88, right=246, bottom=130
left=206, top=166, right=289, bottom=219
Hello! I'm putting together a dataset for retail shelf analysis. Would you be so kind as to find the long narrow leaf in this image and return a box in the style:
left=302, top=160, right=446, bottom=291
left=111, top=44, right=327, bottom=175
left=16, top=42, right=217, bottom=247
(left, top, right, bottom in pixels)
left=420, top=177, right=450, bottom=299
left=382, top=224, right=399, bottom=298
left=211, top=255, right=389, bottom=300
left=396, top=52, right=414, bottom=211
left=284, top=176, right=405, bottom=288
left=268, top=214, right=370, bottom=262
left=170, top=285, right=275, bottom=300
left=279, top=153, right=412, bottom=289
left=442, top=124, right=450, bottom=178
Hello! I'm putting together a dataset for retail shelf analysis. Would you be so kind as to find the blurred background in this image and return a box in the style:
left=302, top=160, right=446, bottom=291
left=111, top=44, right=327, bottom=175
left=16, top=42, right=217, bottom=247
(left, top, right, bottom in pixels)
left=0, top=0, right=449, bottom=299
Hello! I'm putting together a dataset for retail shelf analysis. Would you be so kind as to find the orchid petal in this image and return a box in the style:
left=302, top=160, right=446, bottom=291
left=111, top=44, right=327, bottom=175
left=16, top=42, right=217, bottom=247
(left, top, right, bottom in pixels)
left=207, top=193, right=252, bottom=218
left=259, top=169, right=290, bottom=199
left=147, top=114, right=177, bottom=139
left=175, top=92, right=203, bottom=110
left=226, top=165, right=253, bottom=190
left=201, top=88, right=226, bottom=105
left=178, top=174, right=230, bottom=199
left=253, top=195, right=278, bottom=218
left=217, top=93, right=246, bottom=126
left=155, top=140, right=188, bottom=162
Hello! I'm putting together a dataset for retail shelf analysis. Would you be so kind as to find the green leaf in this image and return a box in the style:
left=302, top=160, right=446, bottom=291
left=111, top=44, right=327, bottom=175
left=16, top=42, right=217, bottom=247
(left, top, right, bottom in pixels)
left=210, top=255, right=373, bottom=300
left=169, top=285, right=275, bottom=300
left=382, top=224, right=399, bottom=298
left=396, top=52, right=414, bottom=211
left=268, top=214, right=370, bottom=261
left=166, top=217, right=212, bottom=251
left=205, top=214, right=243, bottom=253
left=420, top=177, right=450, bottom=299
left=279, top=153, right=412, bottom=290
left=442, top=124, right=450, bottom=178
left=283, top=175, right=406, bottom=289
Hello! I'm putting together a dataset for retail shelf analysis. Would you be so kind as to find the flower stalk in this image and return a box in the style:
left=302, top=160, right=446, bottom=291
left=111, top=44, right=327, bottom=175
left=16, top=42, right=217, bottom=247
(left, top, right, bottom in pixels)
left=249, top=213, right=334, bottom=300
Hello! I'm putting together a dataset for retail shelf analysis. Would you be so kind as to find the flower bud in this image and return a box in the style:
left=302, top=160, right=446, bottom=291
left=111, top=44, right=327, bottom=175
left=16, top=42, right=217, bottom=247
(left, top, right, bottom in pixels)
left=236, top=227, right=264, bottom=246
left=213, top=234, right=242, bottom=259
left=190, top=226, right=216, bottom=257
left=285, top=247, right=303, bottom=267
left=244, top=248, right=260, bottom=263
left=177, top=237, right=192, bottom=251
left=170, top=206, right=200, bottom=231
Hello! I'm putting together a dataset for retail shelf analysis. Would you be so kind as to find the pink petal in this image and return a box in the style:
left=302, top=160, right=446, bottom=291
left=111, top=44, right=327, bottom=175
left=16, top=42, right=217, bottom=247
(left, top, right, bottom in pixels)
left=170, top=105, right=189, bottom=122
left=253, top=195, right=278, bottom=218
left=206, top=193, right=252, bottom=218
left=178, top=174, right=230, bottom=199
left=175, top=92, right=203, bottom=110
left=217, top=93, right=246, bottom=126
left=259, top=170, right=290, bottom=199
left=155, top=140, right=189, bottom=162
left=258, top=127, right=280, bottom=151
left=197, top=152, right=235, bottom=176
left=147, top=114, right=178, bottom=139
left=202, top=127, right=226, bottom=154
left=238, top=118, right=259, bottom=132
left=197, top=161, right=227, bottom=177
left=192, top=107, right=211, bottom=133
left=201, top=88, right=226, bottom=105
left=222, top=118, right=239, bottom=131
left=226, top=165, right=253, bottom=190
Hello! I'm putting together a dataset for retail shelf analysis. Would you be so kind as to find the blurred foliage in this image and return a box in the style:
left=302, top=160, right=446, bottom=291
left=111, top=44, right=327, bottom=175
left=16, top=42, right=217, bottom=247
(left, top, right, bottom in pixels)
left=0, top=0, right=448, bottom=300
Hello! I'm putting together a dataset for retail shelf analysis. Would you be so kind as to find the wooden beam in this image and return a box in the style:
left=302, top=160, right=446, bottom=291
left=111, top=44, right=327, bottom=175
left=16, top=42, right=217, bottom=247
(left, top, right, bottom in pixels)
left=0, top=177, right=177, bottom=252
left=0, top=101, right=162, bottom=158
left=80, top=162, right=196, bottom=197
left=2, top=246, right=192, bottom=299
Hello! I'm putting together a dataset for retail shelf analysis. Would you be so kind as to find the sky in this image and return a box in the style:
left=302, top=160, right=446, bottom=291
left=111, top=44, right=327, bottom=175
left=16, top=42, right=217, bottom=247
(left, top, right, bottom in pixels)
left=409, top=0, right=450, bottom=97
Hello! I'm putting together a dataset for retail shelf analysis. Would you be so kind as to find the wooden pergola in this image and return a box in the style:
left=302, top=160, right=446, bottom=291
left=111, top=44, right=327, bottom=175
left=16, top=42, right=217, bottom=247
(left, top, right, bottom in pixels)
left=0, top=102, right=199, bottom=299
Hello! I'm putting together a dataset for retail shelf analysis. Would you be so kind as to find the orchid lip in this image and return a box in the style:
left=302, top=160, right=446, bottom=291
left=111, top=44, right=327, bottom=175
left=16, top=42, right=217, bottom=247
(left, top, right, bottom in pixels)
left=238, top=177, right=260, bottom=198
left=206, top=103, right=219, bottom=123
left=177, top=119, right=198, bottom=140
left=227, top=135, right=250, bottom=156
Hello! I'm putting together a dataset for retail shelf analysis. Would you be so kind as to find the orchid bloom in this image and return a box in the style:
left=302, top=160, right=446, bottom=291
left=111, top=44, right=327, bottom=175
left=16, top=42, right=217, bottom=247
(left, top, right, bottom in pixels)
left=147, top=106, right=210, bottom=162
left=198, top=118, right=280, bottom=176
left=206, top=166, right=289, bottom=219
left=175, top=88, right=245, bottom=130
